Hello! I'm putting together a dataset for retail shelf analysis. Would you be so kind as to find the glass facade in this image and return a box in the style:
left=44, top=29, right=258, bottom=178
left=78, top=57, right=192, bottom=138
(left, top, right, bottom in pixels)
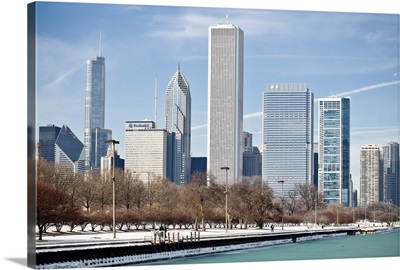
left=382, top=141, right=399, bottom=206
left=84, top=55, right=108, bottom=170
left=318, top=97, right=350, bottom=206
left=165, top=65, right=191, bottom=185
left=262, top=83, right=313, bottom=196
left=207, top=23, right=244, bottom=185
left=38, top=124, right=61, bottom=162
left=55, top=125, right=85, bottom=174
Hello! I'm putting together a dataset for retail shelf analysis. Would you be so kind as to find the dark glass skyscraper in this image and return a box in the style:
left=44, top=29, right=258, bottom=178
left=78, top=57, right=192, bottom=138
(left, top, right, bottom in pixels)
left=55, top=125, right=85, bottom=174
left=382, top=141, right=399, bottom=206
left=318, top=97, right=350, bottom=206
left=38, top=124, right=61, bottom=162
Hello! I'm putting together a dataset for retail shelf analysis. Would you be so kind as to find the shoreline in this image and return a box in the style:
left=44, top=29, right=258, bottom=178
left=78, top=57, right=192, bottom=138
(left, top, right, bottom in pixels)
left=36, top=224, right=399, bottom=269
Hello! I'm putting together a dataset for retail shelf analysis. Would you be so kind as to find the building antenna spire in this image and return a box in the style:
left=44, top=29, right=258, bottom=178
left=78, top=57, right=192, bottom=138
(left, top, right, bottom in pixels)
left=99, top=32, right=102, bottom=57
left=154, top=74, right=158, bottom=127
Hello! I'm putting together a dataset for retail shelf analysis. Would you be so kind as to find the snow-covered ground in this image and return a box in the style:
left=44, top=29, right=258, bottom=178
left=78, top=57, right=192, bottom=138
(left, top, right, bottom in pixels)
left=36, top=221, right=394, bottom=247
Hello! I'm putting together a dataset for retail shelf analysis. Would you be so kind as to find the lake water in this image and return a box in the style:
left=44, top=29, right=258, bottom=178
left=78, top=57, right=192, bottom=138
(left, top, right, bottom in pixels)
left=141, top=229, right=399, bottom=266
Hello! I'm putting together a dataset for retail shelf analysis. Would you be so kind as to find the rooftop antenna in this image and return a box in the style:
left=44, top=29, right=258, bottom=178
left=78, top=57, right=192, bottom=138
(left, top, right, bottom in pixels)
left=99, top=32, right=102, bottom=57
left=330, top=91, right=336, bottom=98
left=154, top=74, right=158, bottom=127
left=225, top=9, right=231, bottom=24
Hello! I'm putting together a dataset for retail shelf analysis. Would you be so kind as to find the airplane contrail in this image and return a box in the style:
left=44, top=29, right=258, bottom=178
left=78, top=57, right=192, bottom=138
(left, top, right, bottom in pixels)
left=315, top=80, right=400, bottom=101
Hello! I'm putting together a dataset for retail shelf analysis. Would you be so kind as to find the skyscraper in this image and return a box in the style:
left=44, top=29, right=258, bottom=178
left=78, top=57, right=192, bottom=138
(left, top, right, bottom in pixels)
left=360, top=144, right=380, bottom=206
left=124, top=121, right=168, bottom=183
left=262, top=83, right=313, bottom=196
left=165, top=64, right=191, bottom=185
left=207, top=21, right=244, bottom=185
left=382, top=141, right=399, bottom=206
left=84, top=50, right=111, bottom=170
left=38, top=124, right=61, bottom=163
left=318, top=97, right=350, bottom=206
left=55, top=125, right=85, bottom=175
left=243, top=131, right=262, bottom=177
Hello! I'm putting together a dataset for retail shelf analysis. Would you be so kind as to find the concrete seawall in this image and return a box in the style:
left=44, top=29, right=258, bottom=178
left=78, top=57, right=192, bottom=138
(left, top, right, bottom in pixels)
left=36, top=228, right=362, bottom=269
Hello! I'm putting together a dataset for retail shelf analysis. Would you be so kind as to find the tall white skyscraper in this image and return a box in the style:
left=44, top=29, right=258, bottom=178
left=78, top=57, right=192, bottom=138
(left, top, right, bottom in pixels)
left=84, top=50, right=111, bottom=171
left=360, top=144, right=380, bottom=206
left=207, top=21, right=244, bottom=185
left=165, top=64, right=191, bottom=185
left=124, top=121, right=168, bottom=183
left=262, top=83, right=313, bottom=196
left=318, top=97, right=350, bottom=206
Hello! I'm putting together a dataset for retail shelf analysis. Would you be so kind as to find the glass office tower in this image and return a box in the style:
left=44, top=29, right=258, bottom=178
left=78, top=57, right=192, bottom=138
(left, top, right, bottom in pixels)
left=84, top=54, right=111, bottom=170
left=38, top=124, right=61, bottom=163
left=382, top=141, right=399, bottom=206
left=55, top=125, right=85, bottom=175
left=262, top=83, right=313, bottom=197
left=165, top=65, right=191, bottom=185
left=318, top=97, right=350, bottom=206
left=207, top=22, right=244, bottom=185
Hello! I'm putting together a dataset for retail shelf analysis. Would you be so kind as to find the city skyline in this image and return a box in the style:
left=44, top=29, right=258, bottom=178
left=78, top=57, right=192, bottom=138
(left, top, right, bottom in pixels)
left=35, top=2, right=399, bottom=192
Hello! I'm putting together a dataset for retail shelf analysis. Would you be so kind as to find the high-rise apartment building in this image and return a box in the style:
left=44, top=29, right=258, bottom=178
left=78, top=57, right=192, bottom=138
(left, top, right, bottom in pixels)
left=207, top=22, right=244, bottom=185
left=382, top=141, right=399, bottom=206
left=165, top=65, right=191, bottom=185
left=84, top=51, right=111, bottom=171
left=318, top=97, right=350, bottom=206
left=124, top=121, right=168, bottom=183
left=262, top=83, right=313, bottom=196
left=360, top=144, right=380, bottom=206
left=38, top=124, right=61, bottom=163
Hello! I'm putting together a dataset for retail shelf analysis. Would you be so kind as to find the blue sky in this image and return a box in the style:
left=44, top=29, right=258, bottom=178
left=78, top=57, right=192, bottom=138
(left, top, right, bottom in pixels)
left=35, top=1, right=399, bottom=191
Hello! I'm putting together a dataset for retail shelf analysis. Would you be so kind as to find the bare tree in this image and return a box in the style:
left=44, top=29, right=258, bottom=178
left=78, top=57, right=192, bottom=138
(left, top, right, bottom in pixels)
left=94, top=172, right=112, bottom=213
left=76, top=171, right=97, bottom=214
left=36, top=181, right=79, bottom=240
left=179, top=172, right=215, bottom=231
left=294, top=183, right=324, bottom=213
left=37, top=158, right=69, bottom=190
left=152, top=177, right=179, bottom=211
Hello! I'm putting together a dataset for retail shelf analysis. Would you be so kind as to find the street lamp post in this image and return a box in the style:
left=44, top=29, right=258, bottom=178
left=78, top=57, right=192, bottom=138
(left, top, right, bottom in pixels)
left=336, top=203, right=339, bottom=226
left=105, top=139, right=119, bottom=239
left=220, top=167, right=229, bottom=233
left=277, top=180, right=284, bottom=230
left=314, top=191, right=318, bottom=228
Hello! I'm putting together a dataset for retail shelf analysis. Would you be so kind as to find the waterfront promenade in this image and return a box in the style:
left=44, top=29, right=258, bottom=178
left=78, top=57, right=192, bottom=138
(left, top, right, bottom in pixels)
left=36, top=222, right=393, bottom=243
left=35, top=221, right=398, bottom=269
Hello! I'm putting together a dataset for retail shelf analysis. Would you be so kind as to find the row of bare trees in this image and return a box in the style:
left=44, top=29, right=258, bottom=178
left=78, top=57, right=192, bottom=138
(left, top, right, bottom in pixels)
left=36, top=158, right=399, bottom=240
